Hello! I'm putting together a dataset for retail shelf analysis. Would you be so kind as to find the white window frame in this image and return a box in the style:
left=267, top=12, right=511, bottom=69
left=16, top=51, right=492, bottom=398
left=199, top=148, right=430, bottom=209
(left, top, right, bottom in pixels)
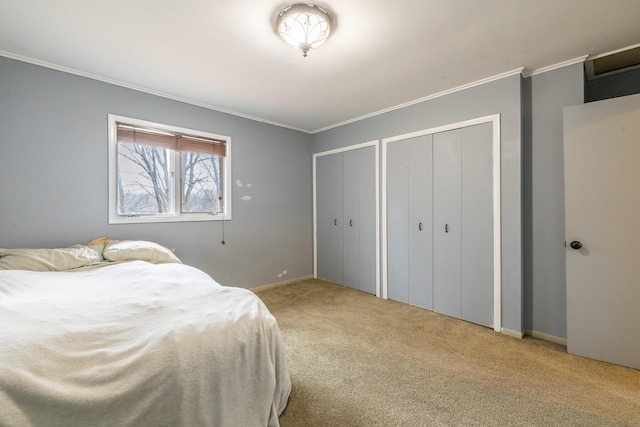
left=108, top=114, right=232, bottom=224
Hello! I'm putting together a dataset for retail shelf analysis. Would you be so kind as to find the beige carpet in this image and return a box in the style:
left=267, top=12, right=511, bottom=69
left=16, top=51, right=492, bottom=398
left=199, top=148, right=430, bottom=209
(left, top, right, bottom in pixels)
left=254, top=279, right=640, bottom=427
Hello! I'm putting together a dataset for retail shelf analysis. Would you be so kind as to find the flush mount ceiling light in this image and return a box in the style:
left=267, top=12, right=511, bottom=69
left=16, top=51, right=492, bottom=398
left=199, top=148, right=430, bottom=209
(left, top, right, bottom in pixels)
left=275, top=3, right=334, bottom=57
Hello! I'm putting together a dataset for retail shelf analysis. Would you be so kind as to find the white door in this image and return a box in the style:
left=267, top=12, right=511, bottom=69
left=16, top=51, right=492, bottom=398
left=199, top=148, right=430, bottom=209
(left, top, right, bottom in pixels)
left=564, top=93, right=640, bottom=370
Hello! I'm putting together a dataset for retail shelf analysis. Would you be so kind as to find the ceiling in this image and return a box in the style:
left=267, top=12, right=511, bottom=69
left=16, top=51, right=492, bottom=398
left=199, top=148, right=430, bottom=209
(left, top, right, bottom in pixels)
left=1, top=0, right=639, bottom=133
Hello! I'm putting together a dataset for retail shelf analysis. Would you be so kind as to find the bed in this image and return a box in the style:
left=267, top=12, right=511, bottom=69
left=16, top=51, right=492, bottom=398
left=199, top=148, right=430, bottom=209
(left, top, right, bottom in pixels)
left=0, top=239, right=290, bottom=427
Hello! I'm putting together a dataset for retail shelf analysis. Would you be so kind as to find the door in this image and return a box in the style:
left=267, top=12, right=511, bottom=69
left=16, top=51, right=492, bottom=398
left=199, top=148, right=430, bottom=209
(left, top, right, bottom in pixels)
left=460, top=123, right=493, bottom=326
left=564, top=94, right=640, bottom=370
left=408, top=136, right=434, bottom=309
left=316, top=153, right=344, bottom=284
left=433, top=124, right=493, bottom=326
left=433, top=129, right=462, bottom=319
left=343, top=150, right=360, bottom=290
left=386, top=138, right=411, bottom=302
left=316, top=146, right=377, bottom=294
left=343, top=147, right=376, bottom=294
left=387, top=135, right=433, bottom=307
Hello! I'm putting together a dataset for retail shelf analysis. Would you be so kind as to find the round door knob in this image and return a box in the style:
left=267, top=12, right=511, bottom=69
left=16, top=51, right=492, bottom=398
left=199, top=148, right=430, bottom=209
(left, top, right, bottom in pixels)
left=570, top=241, right=582, bottom=250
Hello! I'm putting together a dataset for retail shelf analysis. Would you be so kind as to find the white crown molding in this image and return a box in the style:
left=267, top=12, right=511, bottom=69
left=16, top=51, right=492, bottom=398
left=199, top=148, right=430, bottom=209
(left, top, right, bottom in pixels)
left=6, top=46, right=634, bottom=135
left=0, top=50, right=311, bottom=134
left=523, top=56, right=588, bottom=77
left=310, top=68, right=524, bottom=133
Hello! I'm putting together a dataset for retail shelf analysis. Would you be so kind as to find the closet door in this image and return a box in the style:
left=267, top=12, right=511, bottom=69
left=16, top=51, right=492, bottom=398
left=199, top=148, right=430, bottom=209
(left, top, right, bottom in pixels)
left=387, top=135, right=433, bottom=308
left=343, top=147, right=376, bottom=294
left=356, top=146, right=376, bottom=295
left=433, top=124, right=493, bottom=326
left=408, top=135, right=433, bottom=309
left=386, top=139, right=410, bottom=302
left=343, top=150, right=361, bottom=290
left=316, top=153, right=344, bottom=284
left=460, top=123, right=493, bottom=326
left=433, top=130, right=463, bottom=319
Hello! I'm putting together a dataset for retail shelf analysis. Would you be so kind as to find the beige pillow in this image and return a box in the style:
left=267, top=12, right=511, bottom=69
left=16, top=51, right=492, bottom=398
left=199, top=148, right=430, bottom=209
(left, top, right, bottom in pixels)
left=102, top=240, right=182, bottom=264
left=0, top=246, right=101, bottom=271
left=86, top=236, right=108, bottom=260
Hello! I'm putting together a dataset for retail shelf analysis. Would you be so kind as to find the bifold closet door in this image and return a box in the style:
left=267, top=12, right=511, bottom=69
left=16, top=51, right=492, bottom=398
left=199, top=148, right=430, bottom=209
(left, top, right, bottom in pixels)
left=433, top=123, right=493, bottom=326
left=387, top=135, right=433, bottom=308
left=408, top=136, right=434, bottom=308
left=343, top=147, right=376, bottom=294
left=316, top=146, right=376, bottom=294
left=387, top=139, right=410, bottom=302
left=460, top=123, right=493, bottom=326
left=433, top=130, right=463, bottom=319
left=316, top=153, right=344, bottom=284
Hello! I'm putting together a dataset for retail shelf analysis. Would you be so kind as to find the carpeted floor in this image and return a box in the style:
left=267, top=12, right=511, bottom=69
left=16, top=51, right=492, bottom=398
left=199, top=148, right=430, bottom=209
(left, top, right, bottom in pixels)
left=254, top=278, right=640, bottom=427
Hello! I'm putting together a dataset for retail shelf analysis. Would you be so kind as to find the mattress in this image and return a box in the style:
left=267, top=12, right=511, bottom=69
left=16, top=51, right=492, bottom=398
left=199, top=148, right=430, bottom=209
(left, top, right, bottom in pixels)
left=0, top=261, right=290, bottom=427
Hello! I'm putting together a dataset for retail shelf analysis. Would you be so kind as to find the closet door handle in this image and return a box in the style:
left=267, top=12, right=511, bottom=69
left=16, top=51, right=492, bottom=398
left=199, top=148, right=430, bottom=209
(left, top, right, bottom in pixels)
left=445, top=224, right=449, bottom=233
left=418, top=222, right=423, bottom=231
left=349, top=219, right=353, bottom=227
left=334, top=219, right=337, bottom=226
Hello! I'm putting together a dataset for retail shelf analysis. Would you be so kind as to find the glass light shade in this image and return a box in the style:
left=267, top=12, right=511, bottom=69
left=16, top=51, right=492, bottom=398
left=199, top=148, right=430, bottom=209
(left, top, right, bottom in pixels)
left=276, top=4, right=333, bottom=57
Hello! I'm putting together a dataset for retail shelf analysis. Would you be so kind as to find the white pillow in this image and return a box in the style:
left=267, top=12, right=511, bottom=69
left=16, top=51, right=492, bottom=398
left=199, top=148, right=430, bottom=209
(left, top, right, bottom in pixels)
left=102, top=240, right=182, bottom=264
left=0, top=246, right=101, bottom=271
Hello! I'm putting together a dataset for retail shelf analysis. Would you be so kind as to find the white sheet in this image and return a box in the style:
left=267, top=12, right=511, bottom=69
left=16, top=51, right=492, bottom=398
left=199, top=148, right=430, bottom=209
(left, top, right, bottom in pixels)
left=0, top=261, right=290, bottom=427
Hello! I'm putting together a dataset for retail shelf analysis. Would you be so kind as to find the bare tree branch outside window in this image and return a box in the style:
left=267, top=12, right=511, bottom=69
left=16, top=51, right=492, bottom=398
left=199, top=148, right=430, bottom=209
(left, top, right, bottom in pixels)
left=181, top=152, right=222, bottom=213
left=117, top=142, right=222, bottom=215
left=117, top=143, right=170, bottom=214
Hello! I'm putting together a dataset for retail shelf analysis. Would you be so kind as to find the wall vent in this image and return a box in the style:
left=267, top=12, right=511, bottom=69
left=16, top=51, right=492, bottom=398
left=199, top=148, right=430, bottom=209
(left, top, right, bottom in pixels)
left=585, top=46, right=640, bottom=80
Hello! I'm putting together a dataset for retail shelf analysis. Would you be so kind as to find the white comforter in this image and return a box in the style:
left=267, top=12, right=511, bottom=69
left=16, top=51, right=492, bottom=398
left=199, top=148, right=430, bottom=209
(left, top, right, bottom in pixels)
left=0, top=261, right=290, bottom=427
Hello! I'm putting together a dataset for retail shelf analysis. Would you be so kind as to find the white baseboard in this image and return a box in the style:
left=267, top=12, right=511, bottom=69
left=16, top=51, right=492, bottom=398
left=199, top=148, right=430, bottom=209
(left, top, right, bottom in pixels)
left=501, top=328, right=525, bottom=339
left=524, top=329, right=567, bottom=346
left=251, top=275, right=314, bottom=293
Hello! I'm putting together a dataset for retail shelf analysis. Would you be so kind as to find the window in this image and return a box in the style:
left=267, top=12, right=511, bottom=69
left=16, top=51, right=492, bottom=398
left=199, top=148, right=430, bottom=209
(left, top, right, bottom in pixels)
left=108, top=114, right=231, bottom=224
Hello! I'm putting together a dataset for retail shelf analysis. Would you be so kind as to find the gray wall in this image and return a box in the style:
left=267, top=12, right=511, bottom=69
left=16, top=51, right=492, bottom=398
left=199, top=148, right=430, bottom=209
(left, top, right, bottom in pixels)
left=311, top=75, right=525, bottom=335
left=0, top=56, right=313, bottom=289
left=585, top=67, right=640, bottom=103
left=522, top=64, right=584, bottom=340
left=0, top=54, right=594, bottom=340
